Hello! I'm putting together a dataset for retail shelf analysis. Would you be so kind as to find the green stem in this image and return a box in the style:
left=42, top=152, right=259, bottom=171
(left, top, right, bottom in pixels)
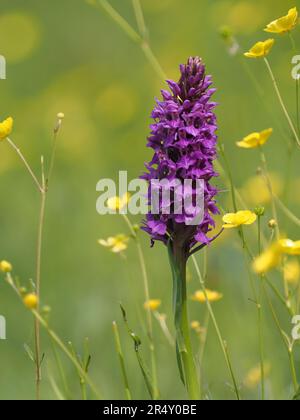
left=34, top=313, right=103, bottom=399
left=259, top=149, right=280, bottom=239
left=288, top=32, right=297, bottom=54
left=132, top=0, right=147, bottom=40
left=274, top=194, right=300, bottom=228
left=5, top=275, right=103, bottom=399
left=95, top=0, right=141, bottom=43
left=265, top=277, right=294, bottom=316
left=257, top=216, right=265, bottom=400
left=264, top=58, right=300, bottom=148
left=6, top=137, right=43, bottom=193
left=218, top=144, right=252, bottom=256
left=47, top=130, right=59, bottom=187
left=51, top=339, right=72, bottom=399
left=263, top=283, right=299, bottom=393
left=68, top=342, right=88, bottom=400
left=112, top=321, right=132, bottom=400
left=140, top=41, right=167, bottom=81
left=240, top=58, right=291, bottom=148
left=122, top=215, right=159, bottom=399
left=170, top=248, right=200, bottom=400
left=6, top=136, right=46, bottom=400
left=296, top=77, right=300, bottom=136
left=192, top=255, right=241, bottom=400
left=218, top=144, right=238, bottom=212
left=93, top=0, right=166, bottom=81
left=289, top=348, right=299, bottom=393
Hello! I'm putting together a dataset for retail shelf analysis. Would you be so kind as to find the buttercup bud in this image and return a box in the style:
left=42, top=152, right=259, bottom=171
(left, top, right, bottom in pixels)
left=255, top=207, right=265, bottom=217
left=268, top=219, right=277, bottom=229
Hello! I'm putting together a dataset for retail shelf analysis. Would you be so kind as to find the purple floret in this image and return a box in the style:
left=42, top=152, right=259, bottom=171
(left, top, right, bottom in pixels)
left=142, top=57, right=219, bottom=252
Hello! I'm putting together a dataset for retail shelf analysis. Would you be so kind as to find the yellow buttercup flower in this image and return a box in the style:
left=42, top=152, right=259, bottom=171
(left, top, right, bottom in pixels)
left=254, top=238, right=300, bottom=274
left=253, top=243, right=282, bottom=274
left=191, top=320, right=206, bottom=335
left=191, top=289, right=223, bottom=303
left=237, top=128, right=273, bottom=149
left=191, top=320, right=201, bottom=331
left=244, top=363, right=271, bottom=389
left=222, top=210, right=257, bottom=229
left=0, top=260, right=13, bottom=273
left=23, top=293, right=38, bottom=309
left=278, top=239, right=300, bottom=256
left=98, top=234, right=129, bottom=253
left=0, top=117, right=13, bottom=140
left=264, top=7, right=298, bottom=35
left=144, top=299, right=161, bottom=311
left=284, top=259, right=300, bottom=285
left=244, top=39, right=275, bottom=58
left=107, top=193, right=131, bottom=212
left=241, top=174, right=283, bottom=205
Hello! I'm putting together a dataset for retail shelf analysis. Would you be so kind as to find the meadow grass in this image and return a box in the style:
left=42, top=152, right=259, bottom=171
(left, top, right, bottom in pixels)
left=1, top=0, right=300, bottom=401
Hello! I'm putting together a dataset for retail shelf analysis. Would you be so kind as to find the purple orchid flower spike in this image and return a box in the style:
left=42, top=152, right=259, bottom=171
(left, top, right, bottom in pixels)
left=142, top=56, right=220, bottom=260
left=141, top=57, right=220, bottom=400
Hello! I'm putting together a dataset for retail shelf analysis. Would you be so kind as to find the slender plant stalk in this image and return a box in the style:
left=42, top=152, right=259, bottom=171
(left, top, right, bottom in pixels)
left=264, top=58, right=300, bottom=148
left=192, top=255, right=241, bottom=400
left=288, top=347, right=299, bottom=393
left=257, top=216, right=265, bottom=400
left=68, top=342, right=88, bottom=400
left=112, top=321, right=132, bottom=400
left=153, top=312, right=174, bottom=347
left=36, top=313, right=102, bottom=399
left=296, top=77, right=300, bottom=136
left=51, top=338, right=72, bottom=399
left=288, top=32, right=297, bottom=54
left=259, top=149, right=294, bottom=308
left=34, top=181, right=46, bottom=400
left=122, top=215, right=159, bottom=399
left=6, top=137, right=43, bottom=193
left=265, top=277, right=293, bottom=315
left=6, top=118, right=63, bottom=399
left=274, top=194, right=300, bottom=228
left=199, top=309, right=210, bottom=368
left=5, top=274, right=103, bottom=399
left=240, top=58, right=292, bottom=148
left=6, top=136, right=45, bottom=399
left=92, top=0, right=166, bottom=81
left=132, top=0, right=147, bottom=40
left=47, top=364, right=66, bottom=400
left=219, top=140, right=270, bottom=401
left=47, top=130, right=60, bottom=186
left=259, top=149, right=280, bottom=239
left=214, top=160, right=247, bottom=208
left=218, top=143, right=253, bottom=256
left=263, top=282, right=299, bottom=393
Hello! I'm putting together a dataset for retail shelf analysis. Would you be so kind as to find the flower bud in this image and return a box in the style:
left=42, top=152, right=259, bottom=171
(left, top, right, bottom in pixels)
left=23, top=293, right=38, bottom=310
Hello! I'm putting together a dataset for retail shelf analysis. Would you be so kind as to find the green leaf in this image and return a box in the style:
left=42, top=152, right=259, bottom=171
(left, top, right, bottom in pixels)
left=120, top=304, right=155, bottom=399
left=23, top=344, right=35, bottom=363
left=293, top=387, right=300, bottom=400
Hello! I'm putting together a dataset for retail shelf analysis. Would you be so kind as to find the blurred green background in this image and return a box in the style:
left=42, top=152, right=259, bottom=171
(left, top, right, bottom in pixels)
left=0, top=0, right=299, bottom=400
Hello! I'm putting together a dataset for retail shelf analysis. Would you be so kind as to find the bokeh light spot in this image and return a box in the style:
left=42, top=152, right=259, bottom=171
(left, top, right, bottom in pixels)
left=95, top=84, right=138, bottom=126
left=0, top=13, right=41, bottom=63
